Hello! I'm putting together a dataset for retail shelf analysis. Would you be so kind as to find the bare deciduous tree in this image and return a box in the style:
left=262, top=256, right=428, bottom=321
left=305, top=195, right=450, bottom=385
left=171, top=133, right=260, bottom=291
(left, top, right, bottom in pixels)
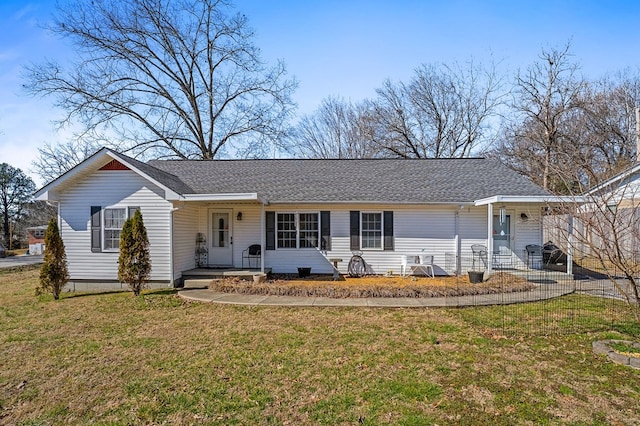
left=371, top=59, right=504, bottom=158
left=32, top=139, right=105, bottom=184
left=294, top=97, right=379, bottom=159
left=577, top=72, right=640, bottom=180
left=547, top=178, right=640, bottom=322
left=24, top=0, right=297, bottom=170
left=497, top=42, right=587, bottom=193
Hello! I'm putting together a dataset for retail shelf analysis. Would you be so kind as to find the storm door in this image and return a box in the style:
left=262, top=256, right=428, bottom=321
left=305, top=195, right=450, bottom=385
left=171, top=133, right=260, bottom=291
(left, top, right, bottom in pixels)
left=209, top=210, right=233, bottom=266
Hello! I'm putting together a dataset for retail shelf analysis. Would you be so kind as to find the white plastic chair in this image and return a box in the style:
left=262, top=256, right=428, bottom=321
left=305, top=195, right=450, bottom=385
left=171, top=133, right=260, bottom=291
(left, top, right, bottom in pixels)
left=401, top=254, right=434, bottom=277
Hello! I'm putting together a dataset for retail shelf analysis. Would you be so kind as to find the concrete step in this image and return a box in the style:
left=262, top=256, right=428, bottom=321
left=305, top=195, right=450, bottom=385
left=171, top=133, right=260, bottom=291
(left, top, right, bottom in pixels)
left=182, top=279, right=213, bottom=289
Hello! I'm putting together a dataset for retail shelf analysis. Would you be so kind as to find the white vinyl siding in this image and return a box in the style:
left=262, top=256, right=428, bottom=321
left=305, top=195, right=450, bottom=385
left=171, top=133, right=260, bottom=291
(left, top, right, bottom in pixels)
left=172, top=203, right=199, bottom=281
left=59, top=170, right=172, bottom=282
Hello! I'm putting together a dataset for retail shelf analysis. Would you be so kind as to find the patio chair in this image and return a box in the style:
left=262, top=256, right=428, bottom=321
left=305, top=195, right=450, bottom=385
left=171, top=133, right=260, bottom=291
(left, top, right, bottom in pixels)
left=401, top=254, right=435, bottom=277
left=525, top=244, right=543, bottom=269
left=470, top=244, right=488, bottom=269
left=242, top=244, right=261, bottom=269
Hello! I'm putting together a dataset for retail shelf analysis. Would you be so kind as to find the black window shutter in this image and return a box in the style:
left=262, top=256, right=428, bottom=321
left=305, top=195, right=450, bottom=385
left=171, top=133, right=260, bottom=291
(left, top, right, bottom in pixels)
left=266, top=211, right=276, bottom=250
left=350, top=211, right=360, bottom=251
left=320, top=211, right=331, bottom=251
left=91, top=206, right=101, bottom=252
left=383, top=211, right=394, bottom=251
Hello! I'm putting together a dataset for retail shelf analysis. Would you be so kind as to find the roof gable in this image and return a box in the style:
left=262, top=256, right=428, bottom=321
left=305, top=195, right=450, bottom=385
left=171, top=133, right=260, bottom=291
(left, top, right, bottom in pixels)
left=34, top=148, right=192, bottom=201
left=99, top=159, right=130, bottom=170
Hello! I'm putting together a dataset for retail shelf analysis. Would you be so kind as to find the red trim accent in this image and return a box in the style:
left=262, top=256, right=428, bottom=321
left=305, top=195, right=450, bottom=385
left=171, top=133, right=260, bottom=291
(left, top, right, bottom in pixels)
left=99, top=159, right=130, bottom=170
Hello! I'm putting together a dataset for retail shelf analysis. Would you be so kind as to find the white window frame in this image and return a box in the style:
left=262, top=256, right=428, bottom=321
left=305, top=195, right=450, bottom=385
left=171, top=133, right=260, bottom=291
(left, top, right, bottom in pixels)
left=276, top=212, right=297, bottom=249
left=361, top=211, right=383, bottom=250
left=276, top=212, right=320, bottom=249
left=103, top=207, right=127, bottom=252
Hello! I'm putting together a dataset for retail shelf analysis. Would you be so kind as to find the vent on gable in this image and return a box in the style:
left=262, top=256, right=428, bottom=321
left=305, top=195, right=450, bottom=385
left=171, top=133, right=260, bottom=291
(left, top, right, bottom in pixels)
left=99, top=159, right=130, bottom=171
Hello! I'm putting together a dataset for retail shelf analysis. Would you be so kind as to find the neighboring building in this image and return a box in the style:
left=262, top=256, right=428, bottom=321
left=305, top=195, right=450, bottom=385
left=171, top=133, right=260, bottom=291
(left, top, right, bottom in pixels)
left=26, top=226, right=47, bottom=255
left=35, top=148, right=565, bottom=288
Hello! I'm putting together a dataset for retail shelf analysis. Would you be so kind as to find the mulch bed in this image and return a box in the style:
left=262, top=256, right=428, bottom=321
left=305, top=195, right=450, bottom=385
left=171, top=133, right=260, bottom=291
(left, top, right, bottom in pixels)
left=209, top=272, right=535, bottom=298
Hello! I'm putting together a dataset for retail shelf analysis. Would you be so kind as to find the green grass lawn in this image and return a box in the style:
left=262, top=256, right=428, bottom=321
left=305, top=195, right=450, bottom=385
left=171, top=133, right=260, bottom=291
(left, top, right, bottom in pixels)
left=1, top=266, right=639, bottom=425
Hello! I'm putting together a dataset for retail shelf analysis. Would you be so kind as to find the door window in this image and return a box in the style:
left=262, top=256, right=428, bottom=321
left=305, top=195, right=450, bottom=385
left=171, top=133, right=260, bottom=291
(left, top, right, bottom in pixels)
left=212, top=213, right=229, bottom=248
left=492, top=214, right=511, bottom=253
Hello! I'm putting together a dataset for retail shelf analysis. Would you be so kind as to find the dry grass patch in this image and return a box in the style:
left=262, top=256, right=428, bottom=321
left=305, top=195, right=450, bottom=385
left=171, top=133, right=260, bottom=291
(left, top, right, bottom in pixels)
left=2, top=267, right=639, bottom=425
left=209, top=272, right=534, bottom=298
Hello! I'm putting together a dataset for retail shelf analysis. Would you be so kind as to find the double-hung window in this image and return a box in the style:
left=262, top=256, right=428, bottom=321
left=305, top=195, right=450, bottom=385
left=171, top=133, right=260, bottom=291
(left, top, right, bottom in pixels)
left=361, top=212, right=382, bottom=249
left=299, top=213, right=319, bottom=248
left=277, top=213, right=297, bottom=248
left=103, top=208, right=127, bottom=251
left=276, top=212, right=319, bottom=249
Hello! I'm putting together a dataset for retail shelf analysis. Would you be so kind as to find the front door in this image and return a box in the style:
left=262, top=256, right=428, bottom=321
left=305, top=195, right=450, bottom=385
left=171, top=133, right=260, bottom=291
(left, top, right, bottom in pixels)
left=209, top=209, right=233, bottom=266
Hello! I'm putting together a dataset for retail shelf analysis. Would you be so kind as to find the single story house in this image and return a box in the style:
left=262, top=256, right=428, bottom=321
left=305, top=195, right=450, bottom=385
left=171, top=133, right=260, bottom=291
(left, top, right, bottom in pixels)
left=35, top=148, right=568, bottom=287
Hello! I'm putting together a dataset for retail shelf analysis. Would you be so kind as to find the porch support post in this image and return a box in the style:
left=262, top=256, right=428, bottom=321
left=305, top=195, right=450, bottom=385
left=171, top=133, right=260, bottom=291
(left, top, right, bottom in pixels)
left=487, top=203, right=493, bottom=274
left=260, top=202, right=265, bottom=274
left=567, top=213, right=574, bottom=275
left=454, top=210, right=461, bottom=275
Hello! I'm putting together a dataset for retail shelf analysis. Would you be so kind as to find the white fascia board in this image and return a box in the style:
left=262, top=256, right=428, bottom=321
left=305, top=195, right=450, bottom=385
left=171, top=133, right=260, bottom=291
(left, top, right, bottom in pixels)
left=264, top=200, right=475, bottom=206
left=473, top=195, right=586, bottom=206
left=182, top=193, right=261, bottom=202
left=34, top=190, right=50, bottom=201
left=34, top=147, right=112, bottom=200
left=585, top=164, right=640, bottom=195
left=34, top=148, right=182, bottom=201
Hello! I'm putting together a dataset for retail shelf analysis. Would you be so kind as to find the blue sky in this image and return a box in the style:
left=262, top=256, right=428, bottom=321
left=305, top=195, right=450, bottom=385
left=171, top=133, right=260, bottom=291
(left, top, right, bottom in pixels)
left=2, top=0, right=640, bottom=185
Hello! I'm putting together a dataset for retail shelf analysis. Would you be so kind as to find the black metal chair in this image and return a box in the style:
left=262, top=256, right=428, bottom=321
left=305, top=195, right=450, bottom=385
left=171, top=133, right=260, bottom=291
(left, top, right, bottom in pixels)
left=242, top=244, right=261, bottom=269
left=470, top=244, right=488, bottom=269
left=525, top=244, right=543, bottom=268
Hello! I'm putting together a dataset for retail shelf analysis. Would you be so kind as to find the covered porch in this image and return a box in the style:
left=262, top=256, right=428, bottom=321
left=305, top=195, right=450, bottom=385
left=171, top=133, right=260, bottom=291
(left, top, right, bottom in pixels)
left=171, top=194, right=270, bottom=284
left=472, top=195, right=582, bottom=276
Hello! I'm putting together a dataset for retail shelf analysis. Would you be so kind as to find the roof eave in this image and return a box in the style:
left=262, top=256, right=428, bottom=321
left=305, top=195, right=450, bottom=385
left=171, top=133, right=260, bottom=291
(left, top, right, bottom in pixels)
left=474, top=195, right=587, bottom=206
left=182, top=193, right=262, bottom=202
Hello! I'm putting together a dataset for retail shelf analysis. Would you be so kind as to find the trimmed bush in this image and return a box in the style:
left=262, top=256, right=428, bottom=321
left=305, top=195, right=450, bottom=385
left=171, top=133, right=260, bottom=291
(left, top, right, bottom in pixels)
left=37, top=218, right=69, bottom=300
left=118, top=210, right=151, bottom=296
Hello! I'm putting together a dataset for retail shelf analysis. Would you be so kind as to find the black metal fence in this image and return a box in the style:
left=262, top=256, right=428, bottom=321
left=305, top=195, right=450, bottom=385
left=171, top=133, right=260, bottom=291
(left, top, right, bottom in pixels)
left=442, top=254, right=639, bottom=336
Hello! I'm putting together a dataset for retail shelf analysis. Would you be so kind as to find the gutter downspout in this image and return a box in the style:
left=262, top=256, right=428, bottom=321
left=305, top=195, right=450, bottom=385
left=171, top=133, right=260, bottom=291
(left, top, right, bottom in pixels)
left=170, top=202, right=184, bottom=287
left=260, top=201, right=267, bottom=273
left=454, top=210, right=461, bottom=275
left=487, top=203, right=493, bottom=274
left=567, top=214, right=574, bottom=276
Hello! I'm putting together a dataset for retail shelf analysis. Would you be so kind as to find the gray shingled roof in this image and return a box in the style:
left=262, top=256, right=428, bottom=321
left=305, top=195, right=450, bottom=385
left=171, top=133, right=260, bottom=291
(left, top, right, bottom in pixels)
left=117, top=153, right=195, bottom=195
left=146, top=158, right=550, bottom=204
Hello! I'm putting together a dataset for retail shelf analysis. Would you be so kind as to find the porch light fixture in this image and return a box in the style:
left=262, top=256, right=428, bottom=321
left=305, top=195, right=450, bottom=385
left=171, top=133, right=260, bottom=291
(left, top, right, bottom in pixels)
left=520, top=213, right=529, bottom=221
left=236, top=212, right=242, bottom=221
